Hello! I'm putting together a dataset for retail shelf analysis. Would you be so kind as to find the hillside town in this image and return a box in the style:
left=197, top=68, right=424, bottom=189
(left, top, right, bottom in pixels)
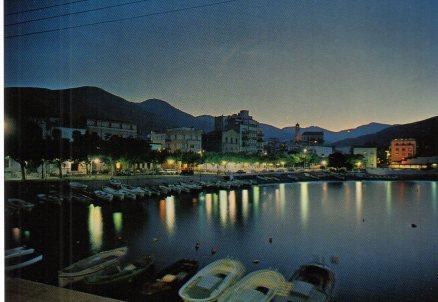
left=4, top=108, right=438, bottom=180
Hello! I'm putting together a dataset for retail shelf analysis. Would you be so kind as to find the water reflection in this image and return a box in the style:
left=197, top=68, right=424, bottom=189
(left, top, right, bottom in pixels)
left=385, top=182, right=392, bottom=216
left=12, top=227, right=21, bottom=244
left=219, top=190, right=228, bottom=226
left=242, top=190, right=249, bottom=221
left=432, top=182, right=437, bottom=213
left=160, top=196, right=176, bottom=234
left=88, top=205, right=103, bottom=252
left=229, top=191, right=237, bottom=224
left=205, top=193, right=213, bottom=221
left=253, top=186, right=260, bottom=211
left=355, top=182, right=363, bottom=223
left=113, top=212, right=123, bottom=236
left=300, top=182, right=309, bottom=227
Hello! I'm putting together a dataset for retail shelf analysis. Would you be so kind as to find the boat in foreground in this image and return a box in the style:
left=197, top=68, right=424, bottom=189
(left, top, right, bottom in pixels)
left=275, top=263, right=335, bottom=302
left=218, top=269, right=286, bottom=302
left=84, top=255, right=154, bottom=290
left=5, top=246, right=35, bottom=259
left=5, top=248, right=43, bottom=271
left=179, top=258, right=246, bottom=302
left=58, top=246, right=128, bottom=287
left=138, top=259, right=199, bottom=301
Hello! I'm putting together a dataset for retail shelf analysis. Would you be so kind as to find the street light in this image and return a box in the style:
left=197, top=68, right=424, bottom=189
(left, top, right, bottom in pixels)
left=303, top=148, right=307, bottom=154
left=321, top=160, right=327, bottom=167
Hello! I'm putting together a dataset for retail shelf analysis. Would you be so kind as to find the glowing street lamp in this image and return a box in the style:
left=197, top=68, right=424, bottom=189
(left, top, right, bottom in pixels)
left=356, top=161, right=362, bottom=169
left=321, top=160, right=327, bottom=167
left=303, top=148, right=307, bottom=154
left=167, top=159, right=175, bottom=165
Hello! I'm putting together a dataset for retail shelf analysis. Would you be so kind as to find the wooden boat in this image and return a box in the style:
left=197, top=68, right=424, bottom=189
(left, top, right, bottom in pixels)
left=138, top=259, right=198, bottom=301
left=276, top=263, right=335, bottom=302
left=58, top=246, right=128, bottom=287
left=5, top=251, right=43, bottom=271
left=218, top=269, right=285, bottom=302
left=5, top=246, right=35, bottom=259
left=7, top=198, right=35, bottom=211
left=94, top=190, right=113, bottom=202
left=179, top=258, right=245, bottom=302
left=84, top=255, right=154, bottom=288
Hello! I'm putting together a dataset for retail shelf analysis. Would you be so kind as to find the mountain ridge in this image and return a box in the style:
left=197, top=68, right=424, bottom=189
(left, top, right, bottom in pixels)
left=5, top=86, right=393, bottom=142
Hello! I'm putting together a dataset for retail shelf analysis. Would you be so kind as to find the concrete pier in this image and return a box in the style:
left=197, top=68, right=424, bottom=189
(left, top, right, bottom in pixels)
left=6, top=278, right=123, bottom=302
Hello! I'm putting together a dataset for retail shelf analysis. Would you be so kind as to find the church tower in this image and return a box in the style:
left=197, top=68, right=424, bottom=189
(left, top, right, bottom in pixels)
left=294, top=123, right=301, bottom=143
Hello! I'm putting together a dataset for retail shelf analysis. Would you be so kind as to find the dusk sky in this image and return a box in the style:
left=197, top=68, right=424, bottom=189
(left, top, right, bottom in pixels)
left=5, top=0, right=438, bottom=130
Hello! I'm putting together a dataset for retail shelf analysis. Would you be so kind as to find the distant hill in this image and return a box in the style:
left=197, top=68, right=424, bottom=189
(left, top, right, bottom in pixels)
left=332, top=116, right=438, bottom=156
left=261, top=122, right=390, bottom=143
left=4, top=86, right=211, bottom=134
left=5, top=86, right=390, bottom=141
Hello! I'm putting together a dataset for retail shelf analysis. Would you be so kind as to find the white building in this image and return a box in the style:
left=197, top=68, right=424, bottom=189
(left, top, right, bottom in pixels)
left=86, top=119, right=137, bottom=140
left=166, top=127, right=202, bottom=153
left=149, top=131, right=167, bottom=151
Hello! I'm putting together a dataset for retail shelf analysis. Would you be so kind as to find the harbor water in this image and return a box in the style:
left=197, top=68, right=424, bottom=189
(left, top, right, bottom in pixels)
left=5, top=181, right=438, bottom=301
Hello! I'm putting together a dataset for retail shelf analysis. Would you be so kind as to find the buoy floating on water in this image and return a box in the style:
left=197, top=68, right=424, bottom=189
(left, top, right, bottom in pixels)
left=195, top=242, right=200, bottom=251
left=269, top=237, right=273, bottom=244
left=411, top=224, right=417, bottom=228
left=252, top=259, right=260, bottom=264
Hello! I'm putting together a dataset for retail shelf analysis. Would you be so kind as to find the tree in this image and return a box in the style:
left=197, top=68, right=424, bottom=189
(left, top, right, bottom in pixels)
left=4, top=119, right=47, bottom=180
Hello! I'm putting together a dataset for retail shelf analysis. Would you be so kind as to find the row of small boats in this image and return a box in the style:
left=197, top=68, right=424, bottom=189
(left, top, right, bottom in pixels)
left=55, top=245, right=334, bottom=301
left=86, top=178, right=257, bottom=203
left=56, top=246, right=199, bottom=300
left=179, top=258, right=334, bottom=302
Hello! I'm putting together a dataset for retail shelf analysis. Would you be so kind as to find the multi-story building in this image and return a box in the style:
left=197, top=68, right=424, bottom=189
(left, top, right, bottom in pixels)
left=214, top=110, right=263, bottom=154
left=390, top=139, right=416, bottom=163
left=301, top=131, right=324, bottom=145
left=148, top=131, right=167, bottom=151
left=34, top=117, right=86, bottom=141
left=202, top=129, right=240, bottom=153
left=166, top=127, right=202, bottom=153
left=86, top=119, right=137, bottom=140
left=353, top=147, right=377, bottom=168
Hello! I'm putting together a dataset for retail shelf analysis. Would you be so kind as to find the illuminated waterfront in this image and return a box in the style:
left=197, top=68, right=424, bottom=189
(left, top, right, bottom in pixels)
left=5, top=181, right=438, bottom=301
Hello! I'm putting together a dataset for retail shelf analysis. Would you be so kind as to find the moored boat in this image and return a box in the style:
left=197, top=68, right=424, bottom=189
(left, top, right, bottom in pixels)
left=218, top=269, right=285, bottom=302
left=7, top=198, right=35, bottom=211
left=69, top=182, right=88, bottom=190
left=103, top=186, right=125, bottom=201
left=58, top=246, right=128, bottom=287
left=70, top=192, right=94, bottom=204
left=122, top=185, right=146, bottom=198
left=84, top=255, right=154, bottom=289
left=94, top=190, right=113, bottom=202
left=118, top=188, right=137, bottom=200
left=5, top=246, right=35, bottom=259
left=109, top=178, right=122, bottom=188
left=37, top=193, right=62, bottom=205
left=138, top=259, right=199, bottom=301
left=275, top=263, right=335, bottom=302
left=178, top=258, right=246, bottom=302
left=5, top=250, right=43, bottom=271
